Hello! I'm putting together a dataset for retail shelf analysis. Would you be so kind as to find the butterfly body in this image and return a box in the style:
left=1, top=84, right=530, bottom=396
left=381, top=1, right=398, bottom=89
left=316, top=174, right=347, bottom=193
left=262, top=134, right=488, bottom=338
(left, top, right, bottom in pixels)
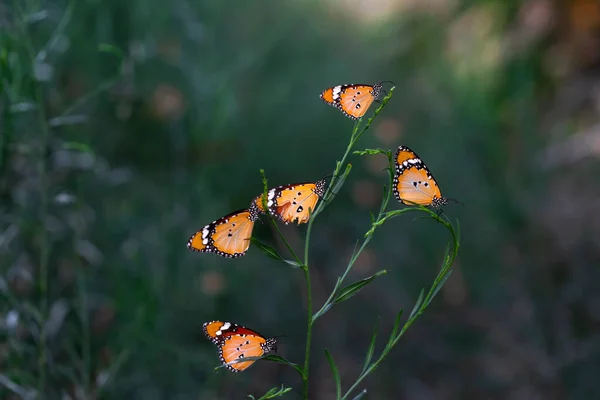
left=393, top=145, right=448, bottom=208
left=254, top=179, right=327, bottom=225
left=320, top=83, right=384, bottom=119
left=187, top=204, right=260, bottom=258
left=203, top=320, right=277, bottom=372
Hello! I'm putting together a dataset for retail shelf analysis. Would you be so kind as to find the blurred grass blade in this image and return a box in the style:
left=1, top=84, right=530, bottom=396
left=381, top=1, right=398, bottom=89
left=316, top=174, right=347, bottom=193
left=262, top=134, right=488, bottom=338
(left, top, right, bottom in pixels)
left=62, top=141, right=94, bottom=153
left=98, top=43, right=125, bottom=59
left=325, top=349, right=342, bottom=399
left=49, top=115, right=88, bottom=126
left=333, top=270, right=387, bottom=304
left=408, top=289, right=425, bottom=320
left=362, top=318, right=379, bottom=374
left=351, top=389, right=368, bottom=400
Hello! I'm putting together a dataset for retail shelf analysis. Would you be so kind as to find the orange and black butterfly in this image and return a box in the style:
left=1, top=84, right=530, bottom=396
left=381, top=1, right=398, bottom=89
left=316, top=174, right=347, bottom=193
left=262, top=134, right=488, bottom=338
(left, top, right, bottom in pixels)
left=187, top=204, right=260, bottom=258
left=320, top=82, right=392, bottom=119
left=203, top=320, right=277, bottom=372
left=393, top=145, right=448, bottom=208
left=253, top=179, right=327, bottom=225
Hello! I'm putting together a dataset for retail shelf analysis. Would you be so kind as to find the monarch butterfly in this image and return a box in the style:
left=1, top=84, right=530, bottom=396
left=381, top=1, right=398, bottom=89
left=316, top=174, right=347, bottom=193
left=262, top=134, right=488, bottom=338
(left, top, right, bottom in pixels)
left=203, top=320, right=277, bottom=372
left=320, top=82, right=392, bottom=119
left=393, top=145, right=448, bottom=208
left=187, top=204, right=260, bottom=258
left=254, top=179, right=327, bottom=225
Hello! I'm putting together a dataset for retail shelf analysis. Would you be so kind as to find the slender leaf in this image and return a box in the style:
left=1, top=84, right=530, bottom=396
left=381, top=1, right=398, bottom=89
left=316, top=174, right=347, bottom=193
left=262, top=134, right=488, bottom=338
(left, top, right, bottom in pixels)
left=426, top=270, right=453, bottom=307
left=330, top=163, right=353, bottom=196
left=251, top=385, right=292, bottom=400
left=98, top=43, right=124, bottom=59
left=386, top=309, right=404, bottom=349
left=333, top=270, right=387, bottom=304
left=362, top=318, right=379, bottom=374
left=62, top=141, right=93, bottom=153
left=325, top=349, right=341, bottom=399
left=351, top=389, right=368, bottom=400
left=312, top=303, right=332, bottom=322
left=353, top=148, right=389, bottom=156
left=250, top=238, right=303, bottom=268
left=408, top=289, right=425, bottom=320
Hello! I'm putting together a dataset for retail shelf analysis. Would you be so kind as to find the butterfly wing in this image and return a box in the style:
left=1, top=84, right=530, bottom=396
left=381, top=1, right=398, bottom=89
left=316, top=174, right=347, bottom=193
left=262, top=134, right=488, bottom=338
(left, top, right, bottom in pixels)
left=188, top=207, right=259, bottom=258
left=268, top=179, right=326, bottom=225
left=393, top=146, right=446, bottom=207
left=219, top=334, right=277, bottom=372
left=203, top=320, right=277, bottom=372
left=320, top=83, right=383, bottom=119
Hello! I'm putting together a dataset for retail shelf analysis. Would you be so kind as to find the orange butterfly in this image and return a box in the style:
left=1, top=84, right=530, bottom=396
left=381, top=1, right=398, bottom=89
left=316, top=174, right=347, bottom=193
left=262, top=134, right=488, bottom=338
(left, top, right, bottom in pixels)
left=253, top=179, right=327, bottom=225
left=203, top=320, right=277, bottom=372
left=320, top=82, right=391, bottom=119
left=393, top=145, right=448, bottom=208
left=187, top=204, right=260, bottom=258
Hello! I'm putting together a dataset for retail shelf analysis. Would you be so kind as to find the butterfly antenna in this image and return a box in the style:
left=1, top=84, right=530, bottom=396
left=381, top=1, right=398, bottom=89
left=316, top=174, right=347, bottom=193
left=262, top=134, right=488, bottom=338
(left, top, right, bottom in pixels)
left=446, top=197, right=464, bottom=207
left=379, top=80, right=396, bottom=86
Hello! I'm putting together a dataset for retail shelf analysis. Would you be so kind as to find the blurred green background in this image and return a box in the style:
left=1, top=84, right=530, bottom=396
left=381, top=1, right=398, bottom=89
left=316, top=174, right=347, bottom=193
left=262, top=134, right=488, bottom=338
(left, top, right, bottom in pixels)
left=2, top=0, right=600, bottom=398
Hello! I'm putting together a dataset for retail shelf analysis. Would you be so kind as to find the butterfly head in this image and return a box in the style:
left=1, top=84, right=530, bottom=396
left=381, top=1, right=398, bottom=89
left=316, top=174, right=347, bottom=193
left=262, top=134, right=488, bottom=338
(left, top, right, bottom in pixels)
left=263, top=337, right=277, bottom=354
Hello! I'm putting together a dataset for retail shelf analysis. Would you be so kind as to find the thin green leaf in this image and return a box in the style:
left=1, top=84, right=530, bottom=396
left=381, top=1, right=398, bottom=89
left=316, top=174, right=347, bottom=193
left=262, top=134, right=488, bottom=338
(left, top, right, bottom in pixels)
left=362, top=318, right=379, bottom=374
left=386, top=309, right=404, bottom=349
left=262, top=355, right=302, bottom=375
left=426, top=270, right=453, bottom=307
left=312, top=303, right=332, bottom=322
left=62, top=141, right=93, bottom=153
left=325, top=349, right=342, bottom=399
left=98, top=43, right=124, bottom=59
left=351, top=389, right=368, bottom=400
left=330, top=163, right=353, bottom=196
left=251, top=385, right=292, bottom=400
left=353, top=148, right=389, bottom=156
left=334, top=270, right=387, bottom=304
left=250, top=238, right=302, bottom=267
left=408, top=289, right=425, bottom=320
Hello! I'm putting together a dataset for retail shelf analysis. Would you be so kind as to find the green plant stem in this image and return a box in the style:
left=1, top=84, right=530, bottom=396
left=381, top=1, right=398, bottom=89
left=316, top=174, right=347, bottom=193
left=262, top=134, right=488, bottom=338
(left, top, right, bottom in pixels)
left=299, top=89, right=395, bottom=399
left=341, top=213, right=459, bottom=399
left=301, top=265, right=312, bottom=399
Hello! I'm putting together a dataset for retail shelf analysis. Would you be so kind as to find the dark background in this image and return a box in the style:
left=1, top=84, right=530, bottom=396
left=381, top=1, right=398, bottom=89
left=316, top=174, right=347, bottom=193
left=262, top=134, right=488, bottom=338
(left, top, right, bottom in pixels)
left=2, top=0, right=600, bottom=399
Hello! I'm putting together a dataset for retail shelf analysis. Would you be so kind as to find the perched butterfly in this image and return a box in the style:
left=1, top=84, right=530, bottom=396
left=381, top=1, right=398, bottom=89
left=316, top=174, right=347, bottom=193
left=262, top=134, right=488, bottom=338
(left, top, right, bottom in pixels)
left=320, top=82, right=391, bottom=119
left=187, top=204, right=260, bottom=258
left=254, top=179, right=327, bottom=225
left=393, top=145, right=448, bottom=208
left=203, top=320, right=277, bottom=372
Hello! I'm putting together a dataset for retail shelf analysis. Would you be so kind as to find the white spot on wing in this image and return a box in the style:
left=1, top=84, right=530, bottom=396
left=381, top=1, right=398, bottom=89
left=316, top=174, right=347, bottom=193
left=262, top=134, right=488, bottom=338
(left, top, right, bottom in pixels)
left=332, top=86, right=342, bottom=100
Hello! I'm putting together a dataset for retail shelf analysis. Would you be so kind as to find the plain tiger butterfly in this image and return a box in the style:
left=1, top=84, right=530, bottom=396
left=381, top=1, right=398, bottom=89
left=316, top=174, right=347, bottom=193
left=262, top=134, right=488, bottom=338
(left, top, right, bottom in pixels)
left=253, top=179, right=327, bottom=225
left=203, top=320, right=277, bottom=372
left=187, top=204, right=260, bottom=258
left=393, top=145, right=448, bottom=208
left=320, top=81, right=393, bottom=119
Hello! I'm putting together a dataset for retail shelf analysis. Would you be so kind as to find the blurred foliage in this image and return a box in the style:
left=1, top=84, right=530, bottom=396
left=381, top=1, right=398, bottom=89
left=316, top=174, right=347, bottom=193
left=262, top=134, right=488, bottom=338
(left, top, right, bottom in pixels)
left=2, top=0, right=600, bottom=399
